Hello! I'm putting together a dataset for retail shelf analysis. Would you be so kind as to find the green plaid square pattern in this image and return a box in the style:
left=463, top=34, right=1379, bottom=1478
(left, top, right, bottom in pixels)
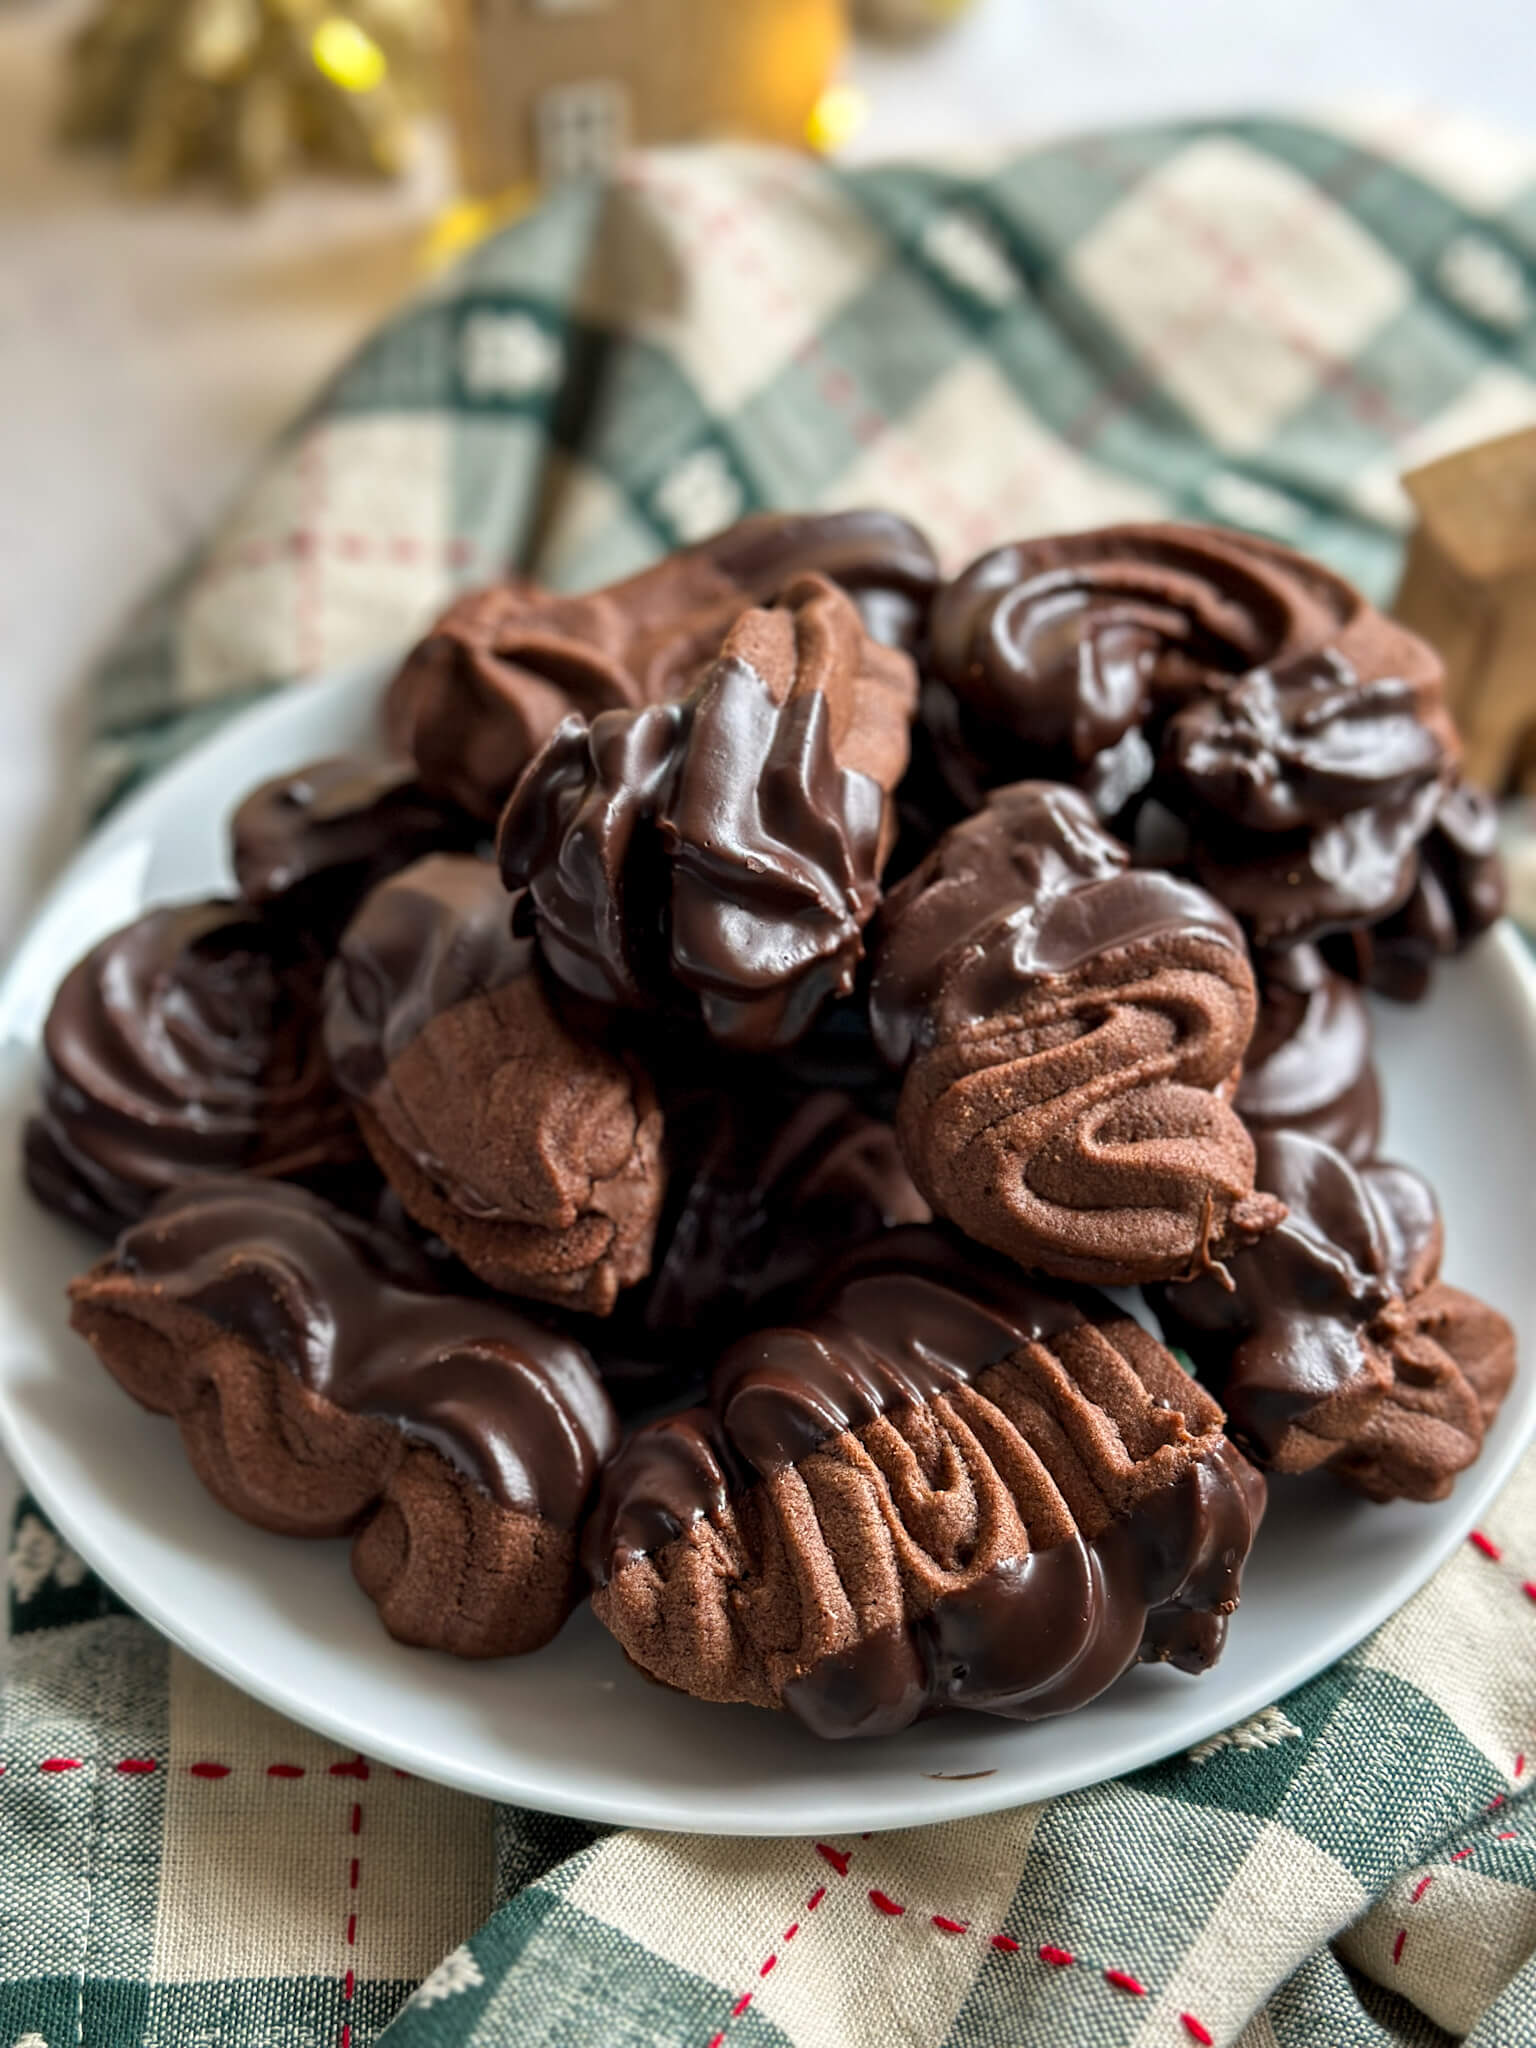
left=11, top=110, right=1536, bottom=2046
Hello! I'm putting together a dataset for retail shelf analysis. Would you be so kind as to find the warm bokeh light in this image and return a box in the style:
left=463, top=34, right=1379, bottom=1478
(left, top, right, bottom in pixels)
left=311, top=16, right=388, bottom=94
left=805, top=83, right=869, bottom=154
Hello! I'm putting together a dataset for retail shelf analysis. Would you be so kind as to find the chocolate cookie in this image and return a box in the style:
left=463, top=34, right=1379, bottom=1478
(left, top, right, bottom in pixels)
left=585, top=1227, right=1265, bottom=1737
left=25, top=899, right=358, bottom=1237
left=231, top=755, right=479, bottom=936
left=921, top=521, right=1384, bottom=825
left=591, top=1084, right=928, bottom=1406
left=387, top=510, right=937, bottom=821
left=1324, top=781, right=1506, bottom=1003
left=325, top=854, right=665, bottom=1314
left=499, top=572, right=919, bottom=1051
left=869, top=782, right=1284, bottom=1285
left=69, top=1178, right=619, bottom=1657
left=1234, top=945, right=1380, bottom=1163
left=1151, top=1130, right=1516, bottom=1502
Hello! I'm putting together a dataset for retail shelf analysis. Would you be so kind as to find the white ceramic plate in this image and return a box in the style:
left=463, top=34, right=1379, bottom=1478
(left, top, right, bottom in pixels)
left=1, top=655, right=1533, bottom=1836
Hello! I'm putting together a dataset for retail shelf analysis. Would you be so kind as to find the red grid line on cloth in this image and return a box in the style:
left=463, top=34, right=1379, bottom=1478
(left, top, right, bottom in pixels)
left=19, top=1756, right=388, bottom=1777
left=336, top=1757, right=371, bottom=2048
left=1057, top=121, right=1418, bottom=454
left=703, top=1839, right=1214, bottom=2047
left=296, top=430, right=328, bottom=677
left=1390, top=1819, right=1530, bottom=1969
left=195, top=530, right=478, bottom=592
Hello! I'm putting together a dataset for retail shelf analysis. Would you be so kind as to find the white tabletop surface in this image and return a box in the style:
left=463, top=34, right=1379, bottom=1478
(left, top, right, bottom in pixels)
left=0, top=0, right=1529, bottom=1596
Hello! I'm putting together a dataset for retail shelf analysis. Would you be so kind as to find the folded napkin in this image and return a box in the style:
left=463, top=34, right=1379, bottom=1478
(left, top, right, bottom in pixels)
left=9, top=111, right=1536, bottom=2048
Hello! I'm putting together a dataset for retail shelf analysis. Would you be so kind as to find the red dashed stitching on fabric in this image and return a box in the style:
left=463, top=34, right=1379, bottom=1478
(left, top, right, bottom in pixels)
left=295, top=430, right=328, bottom=677
left=197, top=531, right=478, bottom=590
left=1469, top=1529, right=1502, bottom=1560
left=1450, top=1847, right=1475, bottom=1862
left=115, top=1758, right=156, bottom=1775
left=40, top=1758, right=82, bottom=1772
left=701, top=1839, right=1211, bottom=2046
left=269, top=1764, right=306, bottom=1778
left=1393, top=1928, right=1408, bottom=1965
left=1412, top=1875, right=1435, bottom=1903
left=188, top=1762, right=230, bottom=1779
left=340, top=1794, right=364, bottom=2048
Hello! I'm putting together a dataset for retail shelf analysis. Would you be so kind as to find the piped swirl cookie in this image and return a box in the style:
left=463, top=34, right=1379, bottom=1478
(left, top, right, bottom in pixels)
left=585, top=1226, right=1265, bottom=1737
left=25, top=899, right=358, bottom=1237
left=325, top=854, right=665, bottom=1314
left=869, top=781, right=1284, bottom=1285
left=387, top=510, right=937, bottom=822
left=499, top=571, right=918, bottom=1052
left=69, top=1178, right=619, bottom=1657
left=1151, top=1129, right=1515, bottom=1503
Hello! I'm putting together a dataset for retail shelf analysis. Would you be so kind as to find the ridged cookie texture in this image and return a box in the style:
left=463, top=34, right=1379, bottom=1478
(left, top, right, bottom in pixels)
left=871, top=782, right=1283, bottom=1285
left=586, top=1226, right=1265, bottom=1738
left=69, top=1177, right=618, bottom=1657
left=1152, top=1129, right=1516, bottom=1503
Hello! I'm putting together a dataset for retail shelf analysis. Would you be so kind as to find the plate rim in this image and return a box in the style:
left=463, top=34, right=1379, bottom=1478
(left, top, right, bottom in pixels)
left=2, top=659, right=1534, bottom=1834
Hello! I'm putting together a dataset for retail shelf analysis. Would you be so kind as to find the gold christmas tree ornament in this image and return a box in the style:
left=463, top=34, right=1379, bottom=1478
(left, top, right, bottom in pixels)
left=59, top=0, right=440, bottom=198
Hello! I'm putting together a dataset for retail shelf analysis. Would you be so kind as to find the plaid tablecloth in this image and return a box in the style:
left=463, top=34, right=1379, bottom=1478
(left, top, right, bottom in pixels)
left=10, top=108, right=1536, bottom=2047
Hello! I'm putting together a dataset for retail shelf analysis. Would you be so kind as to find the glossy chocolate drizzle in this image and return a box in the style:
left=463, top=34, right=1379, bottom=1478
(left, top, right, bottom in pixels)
left=587, top=1227, right=1264, bottom=1736
left=324, top=853, right=533, bottom=1104
left=1151, top=1129, right=1441, bottom=1465
left=591, top=1084, right=927, bottom=1405
left=387, top=510, right=937, bottom=821
left=1235, top=945, right=1380, bottom=1163
left=112, top=1178, right=617, bottom=1523
left=868, top=783, right=1279, bottom=1285
left=921, top=522, right=1366, bottom=822
left=499, top=573, right=917, bottom=1051
left=1325, top=781, right=1506, bottom=1002
left=231, top=755, right=478, bottom=932
left=27, top=898, right=355, bottom=1235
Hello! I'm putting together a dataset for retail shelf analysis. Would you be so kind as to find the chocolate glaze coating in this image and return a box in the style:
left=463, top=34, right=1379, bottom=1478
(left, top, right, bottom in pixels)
left=1152, top=1130, right=1516, bottom=1501
left=1164, top=650, right=1449, bottom=834
left=1235, top=946, right=1381, bottom=1163
left=586, top=1226, right=1265, bottom=1736
left=231, top=756, right=479, bottom=934
left=26, top=899, right=358, bottom=1236
left=387, top=510, right=937, bottom=821
left=1325, top=782, right=1506, bottom=1002
left=499, top=573, right=918, bottom=1051
left=69, top=1177, right=619, bottom=1658
left=326, top=855, right=665, bottom=1314
left=86, top=1178, right=615, bottom=1519
left=921, top=522, right=1379, bottom=824
left=590, top=1084, right=927, bottom=1406
left=869, top=782, right=1283, bottom=1285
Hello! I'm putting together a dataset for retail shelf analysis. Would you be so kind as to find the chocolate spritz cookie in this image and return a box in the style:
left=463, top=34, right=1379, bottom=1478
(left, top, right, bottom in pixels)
left=387, top=509, right=937, bottom=822
left=921, top=523, right=1464, bottom=945
left=1234, top=945, right=1381, bottom=1164
left=325, top=853, right=665, bottom=1313
left=232, top=755, right=479, bottom=937
left=499, top=571, right=919, bottom=1051
left=585, top=1227, right=1265, bottom=1737
left=25, top=899, right=358, bottom=1238
left=870, top=781, right=1284, bottom=1285
left=591, top=1083, right=928, bottom=1406
left=1324, top=781, right=1506, bottom=1003
left=1151, top=1130, right=1515, bottom=1502
left=69, top=1177, right=618, bottom=1656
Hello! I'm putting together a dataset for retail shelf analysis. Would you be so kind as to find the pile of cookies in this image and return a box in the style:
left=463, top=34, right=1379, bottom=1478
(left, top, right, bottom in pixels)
left=27, top=513, right=1517, bottom=1739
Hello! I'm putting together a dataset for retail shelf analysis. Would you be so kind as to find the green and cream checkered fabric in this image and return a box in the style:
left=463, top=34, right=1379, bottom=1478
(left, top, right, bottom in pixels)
left=10, top=108, right=1536, bottom=2046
